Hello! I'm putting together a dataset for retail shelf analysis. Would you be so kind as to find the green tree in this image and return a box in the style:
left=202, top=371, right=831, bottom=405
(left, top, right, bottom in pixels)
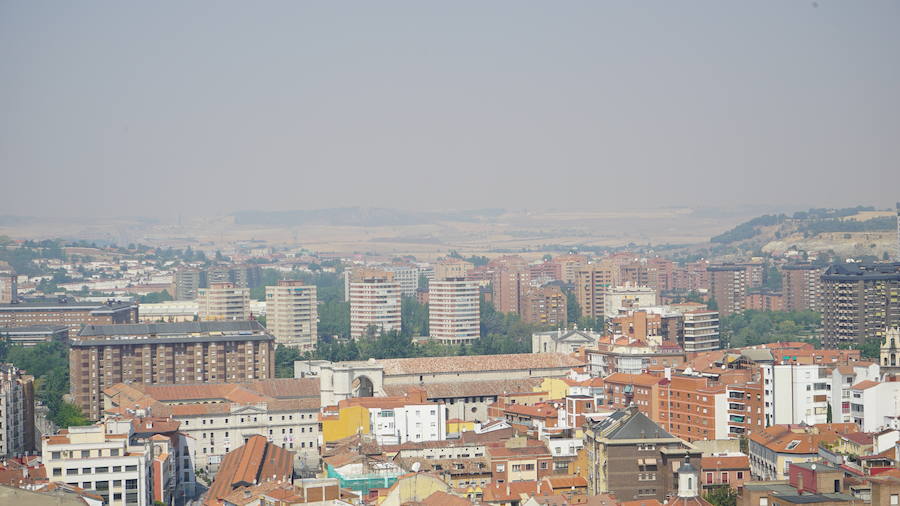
left=53, top=402, right=90, bottom=428
left=401, top=297, right=429, bottom=338
left=274, top=345, right=302, bottom=378
left=704, top=485, right=738, bottom=506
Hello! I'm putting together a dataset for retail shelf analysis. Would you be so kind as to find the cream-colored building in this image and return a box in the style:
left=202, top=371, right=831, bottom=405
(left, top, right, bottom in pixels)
left=42, top=424, right=150, bottom=506
left=137, top=300, right=199, bottom=323
left=198, top=282, right=250, bottom=321
left=266, top=280, right=317, bottom=350
left=349, top=270, right=401, bottom=339
left=603, top=285, right=658, bottom=319
left=428, top=279, right=480, bottom=344
left=434, top=258, right=473, bottom=282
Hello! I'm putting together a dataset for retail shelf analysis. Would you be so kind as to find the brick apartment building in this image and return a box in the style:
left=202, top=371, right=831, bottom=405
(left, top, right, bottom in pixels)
left=0, top=298, right=138, bottom=333
left=821, top=262, right=900, bottom=347
left=70, top=321, right=274, bottom=420
left=781, top=263, right=824, bottom=312
left=708, top=264, right=748, bottom=316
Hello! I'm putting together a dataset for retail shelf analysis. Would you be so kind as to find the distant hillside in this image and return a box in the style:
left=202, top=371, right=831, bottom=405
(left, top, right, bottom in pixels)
left=711, top=206, right=895, bottom=245
left=232, top=207, right=505, bottom=227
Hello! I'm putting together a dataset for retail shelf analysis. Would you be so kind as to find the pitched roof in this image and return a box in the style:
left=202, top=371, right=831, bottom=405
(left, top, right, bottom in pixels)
left=376, top=353, right=584, bottom=376
left=383, top=378, right=544, bottom=399
left=851, top=380, right=880, bottom=390
left=603, top=373, right=661, bottom=387
left=590, top=407, right=676, bottom=441
left=205, top=435, right=294, bottom=506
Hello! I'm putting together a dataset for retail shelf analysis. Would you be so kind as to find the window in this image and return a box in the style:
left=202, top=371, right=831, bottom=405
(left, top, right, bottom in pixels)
left=53, top=468, right=62, bottom=477
left=737, top=471, right=744, bottom=480
left=96, top=467, right=109, bottom=473
left=496, top=464, right=505, bottom=472
left=80, top=450, right=90, bottom=458
left=51, top=452, right=61, bottom=460
left=125, top=479, right=138, bottom=490
left=125, top=466, right=137, bottom=472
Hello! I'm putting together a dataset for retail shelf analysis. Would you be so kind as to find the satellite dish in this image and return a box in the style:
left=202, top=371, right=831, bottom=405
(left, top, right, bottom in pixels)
left=411, top=462, right=421, bottom=473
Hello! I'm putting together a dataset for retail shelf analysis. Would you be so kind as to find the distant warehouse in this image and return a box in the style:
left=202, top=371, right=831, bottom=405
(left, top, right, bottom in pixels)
left=71, top=320, right=275, bottom=420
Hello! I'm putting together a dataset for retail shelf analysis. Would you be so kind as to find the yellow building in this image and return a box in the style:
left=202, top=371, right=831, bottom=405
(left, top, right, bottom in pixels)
left=535, top=377, right=570, bottom=399
left=321, top=405, right=371, bottom=443
left=447, top=418, right=475, bottom=434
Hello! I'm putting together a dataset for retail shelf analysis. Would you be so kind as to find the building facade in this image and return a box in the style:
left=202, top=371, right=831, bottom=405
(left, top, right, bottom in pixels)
left=603, top=285, right=658, bottom=319
left=70, top=321, right=275, bottom=420
left=0, top=364, right=35, bottom=457
left=681, top=310, right=721, bottom=352
left=173, top=267, right=205, bottom=301
left=781, top=264, right=823, bottom=312
left=0, top=262, right=16, bottom=304
left=575, top=263, right=616, bottom=320
left=265, top=280, right=318, bottom=350
left=708, top=265, right=748, bottom=316
left=521, top=285, right=567, bottom=328
left=821, top=263, right=900, bottom=347
left=198, top=282, right=250, bottom=321
left=428, top=278, right=480, bottom=344
left=0, top=299, right=138, bottom=333
left=349, top=270, right=402, bottom=339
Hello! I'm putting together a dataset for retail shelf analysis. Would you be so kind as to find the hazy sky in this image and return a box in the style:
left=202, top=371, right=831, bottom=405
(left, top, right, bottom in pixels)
left=2, top=1, right=899, bottom=219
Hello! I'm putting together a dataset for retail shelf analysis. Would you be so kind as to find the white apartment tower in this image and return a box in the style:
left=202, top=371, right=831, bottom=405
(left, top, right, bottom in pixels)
left=349, top=270, right=402, bottom=339
left=198, top=282, right=250, bottom=321
left=0, top=364, right=34, bottom=457
left=428, top=278, right=480, bottom=344
left=265, top=280, right=318, bottom=350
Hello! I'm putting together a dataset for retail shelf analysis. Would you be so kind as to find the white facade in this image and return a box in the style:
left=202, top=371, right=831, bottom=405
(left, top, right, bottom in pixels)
left=266, top=281, right=318, bottom=350
left=0, top=364, right=32, bottom=457
left=603, top=286, right=657, bottom=319
left=830, top=363, right=880, bottom=424
left=42, top=424, right=150, bottom=506
left=766, top=364, right=830, bottom=426
left=428, top=279, right=480, bottom=344
left=682, top=310, right=721, bottom=352
left=137, top=300, right=199, bottom=323
left=368, top=403, right=447, bottom=445
left=382, top=265, right=420, bottom=297
left=349, top=279, right=402, bottom=339
left=850, top=381, right=900, bottom=432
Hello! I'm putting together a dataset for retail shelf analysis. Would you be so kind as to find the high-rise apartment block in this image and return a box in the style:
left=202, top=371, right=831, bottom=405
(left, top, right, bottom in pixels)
left=265, top=280, right=317, bottom=350
left=0, top=364, right=35, bottom=457
left=575, top=263, right=615, bottom=320
left=521, top=285, right=567, bottom=328
left=0, top=299, right=138, bottom=333
left=70, top=321, right=274, bottom=420
left=603, top=285, right=658, bottom=319
left=348, top=269, right=401, bottom=339
left=490, top=256, right=530, bottom=314
left=382, top=265, right=420, bottom=297
left=552, top=254, right=589, bottom=285
left=821, top=263, right=900, bottom=347
left=428, top=278, right=480, bottom=344
left=198, top=282, right=250, bottom=321
left=681, top=309, right=721, bottom=352
left=173, top=267, right=204, bottom=300
left=0, top=262, right=16, bottom=304
left=707, top=264, right=748, bottom=316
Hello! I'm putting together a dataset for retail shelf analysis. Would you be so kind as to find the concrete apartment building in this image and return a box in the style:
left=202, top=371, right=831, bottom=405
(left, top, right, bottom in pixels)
left=173, top=267, right=205, bottom=301
left=428, top=278, right=480, bottom=344
left=0, top=298, right=138, bottom=333
left=0, top=364, right=35, bottom=457
left=382, top=264, right=420, bottom=297
left=682, top=309, right=721, bottom=352
left=830, top=362, right=881, bottom=424
left=849, top=379, right=900, bottom=432
left=603, top=285, right=658, bottom=319
left=708, top=264, right=748, bottom=316
left=265, top=280, right=317, bottom=350
left=521, top=285, right=567, bottom=328
left=137, top=300, right=199, bottom=323
left=821, top=262, right=900, bottom=347
left=575, top=263, right=616, bottom=320
left=103, top=378, right=320, bottom=470
left=0, top=324, right=68, bottom=346
left=0, top=262, right=16, bottom=304
left=348, top=269, right=401, bottom=339
left=781, top=263, right=824, bottom=312
left=70, top=321, right=275, bottom=420
left=42, top=423, right=152, bottom=506
left=198, top=282, right=250, bottom=321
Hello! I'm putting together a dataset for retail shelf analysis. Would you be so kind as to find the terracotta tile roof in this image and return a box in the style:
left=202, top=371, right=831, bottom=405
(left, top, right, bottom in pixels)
left=603, top=372, right=661, bottom=387
left=851, top=380, right=880, bottom=390
left=748, top=423, right=857, bottom=454
left=543, top=475, right=588, bottom=489
left=482, top=481, right=539, bottom=501
left=419, top=490, right=474, bottom=505
left=205, top=435, right=294, bottom=506
left=377, top=352, right=585, bottom=376
left=383, top=378, right=544, bottom=399
left=502, top=403, right=558, bottom=419
left=841, top=432, right=874, bottom=445
left=700, top=455, right=750, bottom=470
left=488, top=444, right=551, bottom=459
